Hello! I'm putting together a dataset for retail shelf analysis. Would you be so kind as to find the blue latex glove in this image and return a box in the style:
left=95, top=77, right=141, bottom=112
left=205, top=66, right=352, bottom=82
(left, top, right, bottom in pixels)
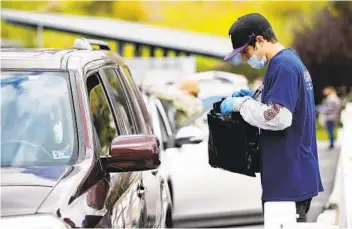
left=231, top=90, right=243, bottom=97
left=232, top=89, right=253, bottom=97
left=220, top=97, right=237, bottom=114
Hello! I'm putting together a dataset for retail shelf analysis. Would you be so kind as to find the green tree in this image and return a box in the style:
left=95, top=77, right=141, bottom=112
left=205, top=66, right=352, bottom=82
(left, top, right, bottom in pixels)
left=292, top=3, right=352, bottom=103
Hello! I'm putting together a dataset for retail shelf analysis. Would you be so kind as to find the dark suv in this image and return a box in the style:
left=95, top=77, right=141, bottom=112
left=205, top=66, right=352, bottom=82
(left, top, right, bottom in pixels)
left=0, top=38, right=173, bottom=228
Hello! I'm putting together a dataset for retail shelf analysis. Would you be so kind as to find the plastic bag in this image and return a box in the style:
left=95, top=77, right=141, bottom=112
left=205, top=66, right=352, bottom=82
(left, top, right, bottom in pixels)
left=207, top=99, right=260, bottom=177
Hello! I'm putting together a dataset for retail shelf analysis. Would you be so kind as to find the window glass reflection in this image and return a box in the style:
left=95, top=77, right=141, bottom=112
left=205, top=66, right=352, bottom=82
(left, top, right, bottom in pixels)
left=1, top=71, right=76, bottom=167
left=102, top=69, right=135, bottom=134
left=89, top=83, right=118, bottom=156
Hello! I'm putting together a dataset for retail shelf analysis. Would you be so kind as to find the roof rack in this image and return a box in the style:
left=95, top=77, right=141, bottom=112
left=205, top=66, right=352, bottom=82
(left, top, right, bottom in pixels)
left=73, top=38, right=111, bottom=51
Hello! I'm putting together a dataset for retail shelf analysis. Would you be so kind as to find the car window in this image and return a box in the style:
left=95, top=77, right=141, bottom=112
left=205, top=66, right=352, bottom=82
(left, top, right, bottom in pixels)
left=88, top=76, right=118, bottom=156
left=201, top=96, right=224, bottom=111
left=1, top=71, right=77, bottom=167
left=100, top=69, right=136, bottom=134
left=120, top=66, right=152, bottom=134
left=198, top=78, right=233, bottom=84
left=145, top=98, right=165, bottom=151
left=157, top=108, right=169, bottom=148
left=159, top=100, right=177, bottom=133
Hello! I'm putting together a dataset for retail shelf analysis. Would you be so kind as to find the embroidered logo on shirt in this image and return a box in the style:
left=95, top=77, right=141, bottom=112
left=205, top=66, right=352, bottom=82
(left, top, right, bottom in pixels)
left=304, top=71, right=313, bottom=91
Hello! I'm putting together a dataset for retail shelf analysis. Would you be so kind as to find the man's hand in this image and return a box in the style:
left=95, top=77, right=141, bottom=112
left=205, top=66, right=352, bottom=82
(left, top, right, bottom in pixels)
left=232, top=89, right=253, bottom=97
left=220, top=97, right=249, bottom=114
left=220, top=97, right=236, bottom=114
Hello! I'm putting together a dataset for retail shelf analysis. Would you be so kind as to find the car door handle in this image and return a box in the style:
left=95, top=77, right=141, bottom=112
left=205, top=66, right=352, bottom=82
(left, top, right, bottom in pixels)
left=137, top=185, right=145, bottom=198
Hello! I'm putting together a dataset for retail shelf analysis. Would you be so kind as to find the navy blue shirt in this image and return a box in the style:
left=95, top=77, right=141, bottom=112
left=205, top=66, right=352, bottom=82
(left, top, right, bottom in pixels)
left=260, top=48, right=324, bottom=201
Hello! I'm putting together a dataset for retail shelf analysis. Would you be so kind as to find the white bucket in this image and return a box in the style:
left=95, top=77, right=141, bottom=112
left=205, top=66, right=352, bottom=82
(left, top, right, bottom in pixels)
left=264, top=201, right=297, bottom=229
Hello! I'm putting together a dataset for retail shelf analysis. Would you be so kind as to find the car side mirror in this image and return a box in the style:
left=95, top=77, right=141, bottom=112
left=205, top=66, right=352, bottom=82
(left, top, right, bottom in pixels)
left=103, top=135, right=161, bottom=172
left=174, top=126, right=204, bottom=148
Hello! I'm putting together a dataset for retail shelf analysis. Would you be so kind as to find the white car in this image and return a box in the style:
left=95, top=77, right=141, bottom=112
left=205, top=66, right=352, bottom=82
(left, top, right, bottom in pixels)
left=141, top=93, right=204, bottom=227
left=143, top=88, right=264, bottom=227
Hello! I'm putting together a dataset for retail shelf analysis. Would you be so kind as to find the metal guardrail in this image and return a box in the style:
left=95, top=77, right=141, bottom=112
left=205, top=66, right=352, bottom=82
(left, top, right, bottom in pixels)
left=338, top=103, right=352, bottom=228
left=316, top=103, right=352, bottom=229
left=1, top=38, right=23, bottom=48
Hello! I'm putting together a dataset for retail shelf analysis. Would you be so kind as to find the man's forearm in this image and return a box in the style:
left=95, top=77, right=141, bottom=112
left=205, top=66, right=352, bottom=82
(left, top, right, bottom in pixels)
left=235, top=97, right=293, bottom=131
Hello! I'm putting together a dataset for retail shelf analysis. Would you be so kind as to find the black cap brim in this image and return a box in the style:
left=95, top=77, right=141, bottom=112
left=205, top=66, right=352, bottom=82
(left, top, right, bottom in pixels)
left=223, top=44, right=247, bottom=60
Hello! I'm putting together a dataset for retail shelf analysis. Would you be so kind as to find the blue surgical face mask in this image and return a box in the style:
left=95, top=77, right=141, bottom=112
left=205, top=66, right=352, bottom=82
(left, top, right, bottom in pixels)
left=247, top=44, right=267, bottom=69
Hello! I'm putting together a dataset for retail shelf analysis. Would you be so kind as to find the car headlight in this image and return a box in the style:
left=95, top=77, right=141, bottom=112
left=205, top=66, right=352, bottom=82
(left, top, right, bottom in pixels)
left=0, top=214, right=70, bottom=229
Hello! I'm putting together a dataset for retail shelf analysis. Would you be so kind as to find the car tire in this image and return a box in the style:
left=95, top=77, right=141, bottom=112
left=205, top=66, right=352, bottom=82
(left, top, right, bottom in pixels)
left=167, top=179, right=174, bottom=206
left=165, top=206, right=173, bottom=228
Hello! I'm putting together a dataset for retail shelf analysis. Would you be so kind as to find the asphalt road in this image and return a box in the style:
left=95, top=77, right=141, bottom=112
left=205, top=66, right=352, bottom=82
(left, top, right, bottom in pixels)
left=166, top=143, right=263, bottom=228
left=230, top=141, right=340, bottom=229
left=169, top=140, right=340, bottom=228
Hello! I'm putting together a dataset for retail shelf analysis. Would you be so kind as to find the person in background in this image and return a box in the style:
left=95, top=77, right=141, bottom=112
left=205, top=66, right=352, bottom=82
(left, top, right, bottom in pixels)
left=321, top=86, right=342, bottom=149
left=175, top=79, right=204, bottom=129
left=144, top=79, right=204, bottom=130
left=178, top=79, right=200, bottom=98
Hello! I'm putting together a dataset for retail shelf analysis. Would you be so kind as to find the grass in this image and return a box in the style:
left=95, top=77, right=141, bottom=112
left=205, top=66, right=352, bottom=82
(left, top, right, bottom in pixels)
left=316, top=121, right=339, bottom=141
left=316, top=127, right=330, bottom=141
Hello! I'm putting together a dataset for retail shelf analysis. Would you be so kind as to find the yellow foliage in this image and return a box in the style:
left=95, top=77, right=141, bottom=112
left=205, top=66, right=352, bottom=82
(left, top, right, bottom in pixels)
left=139, top=1, right=329, bottom=72
left=1, top=1, right=331, bottom=76
left=141, top=1, right=328, bottom=46
left=1, top=1, right=149, bottom=49
left=112, top=2, right=148, bottom=22
left=2, top=1, right=330, bottom=48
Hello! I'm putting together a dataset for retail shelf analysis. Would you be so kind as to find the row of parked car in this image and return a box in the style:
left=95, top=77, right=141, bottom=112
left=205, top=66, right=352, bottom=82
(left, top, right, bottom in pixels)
left=0, top=38, right=205, bottom=228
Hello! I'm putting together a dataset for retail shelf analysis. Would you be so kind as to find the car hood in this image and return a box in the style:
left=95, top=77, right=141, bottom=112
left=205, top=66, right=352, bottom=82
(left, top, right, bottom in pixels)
left=1, top=165, right=70, bottom=216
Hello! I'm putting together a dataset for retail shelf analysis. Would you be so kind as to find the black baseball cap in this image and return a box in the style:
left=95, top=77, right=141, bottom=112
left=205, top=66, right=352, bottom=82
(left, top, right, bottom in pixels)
left=224, top=13, right=272, bottom=60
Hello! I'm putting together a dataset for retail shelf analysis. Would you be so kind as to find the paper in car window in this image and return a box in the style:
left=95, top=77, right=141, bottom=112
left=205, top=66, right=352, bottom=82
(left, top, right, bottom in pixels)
left=52, top=149, right=72, bottom=160
left=28, top=75, right=40, bottom=80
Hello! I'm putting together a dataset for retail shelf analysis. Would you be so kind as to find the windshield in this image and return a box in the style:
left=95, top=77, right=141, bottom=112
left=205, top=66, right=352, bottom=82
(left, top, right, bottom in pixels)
left=1, top=71, right=77, bottom=167
left=201, top=96, right=224, bottom=111
left=172, top=96, right=225, bottom=129
left=198, top=78, right=234, bottom=85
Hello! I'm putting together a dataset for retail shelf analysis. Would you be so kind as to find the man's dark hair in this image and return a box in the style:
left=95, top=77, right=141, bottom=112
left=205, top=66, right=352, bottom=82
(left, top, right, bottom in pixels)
left=248, top=27, right=278, bottom=47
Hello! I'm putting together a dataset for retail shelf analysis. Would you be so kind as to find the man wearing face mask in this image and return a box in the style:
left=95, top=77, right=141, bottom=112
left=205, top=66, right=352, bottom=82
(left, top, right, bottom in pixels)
left=220, top=13, right=324, bottom=222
